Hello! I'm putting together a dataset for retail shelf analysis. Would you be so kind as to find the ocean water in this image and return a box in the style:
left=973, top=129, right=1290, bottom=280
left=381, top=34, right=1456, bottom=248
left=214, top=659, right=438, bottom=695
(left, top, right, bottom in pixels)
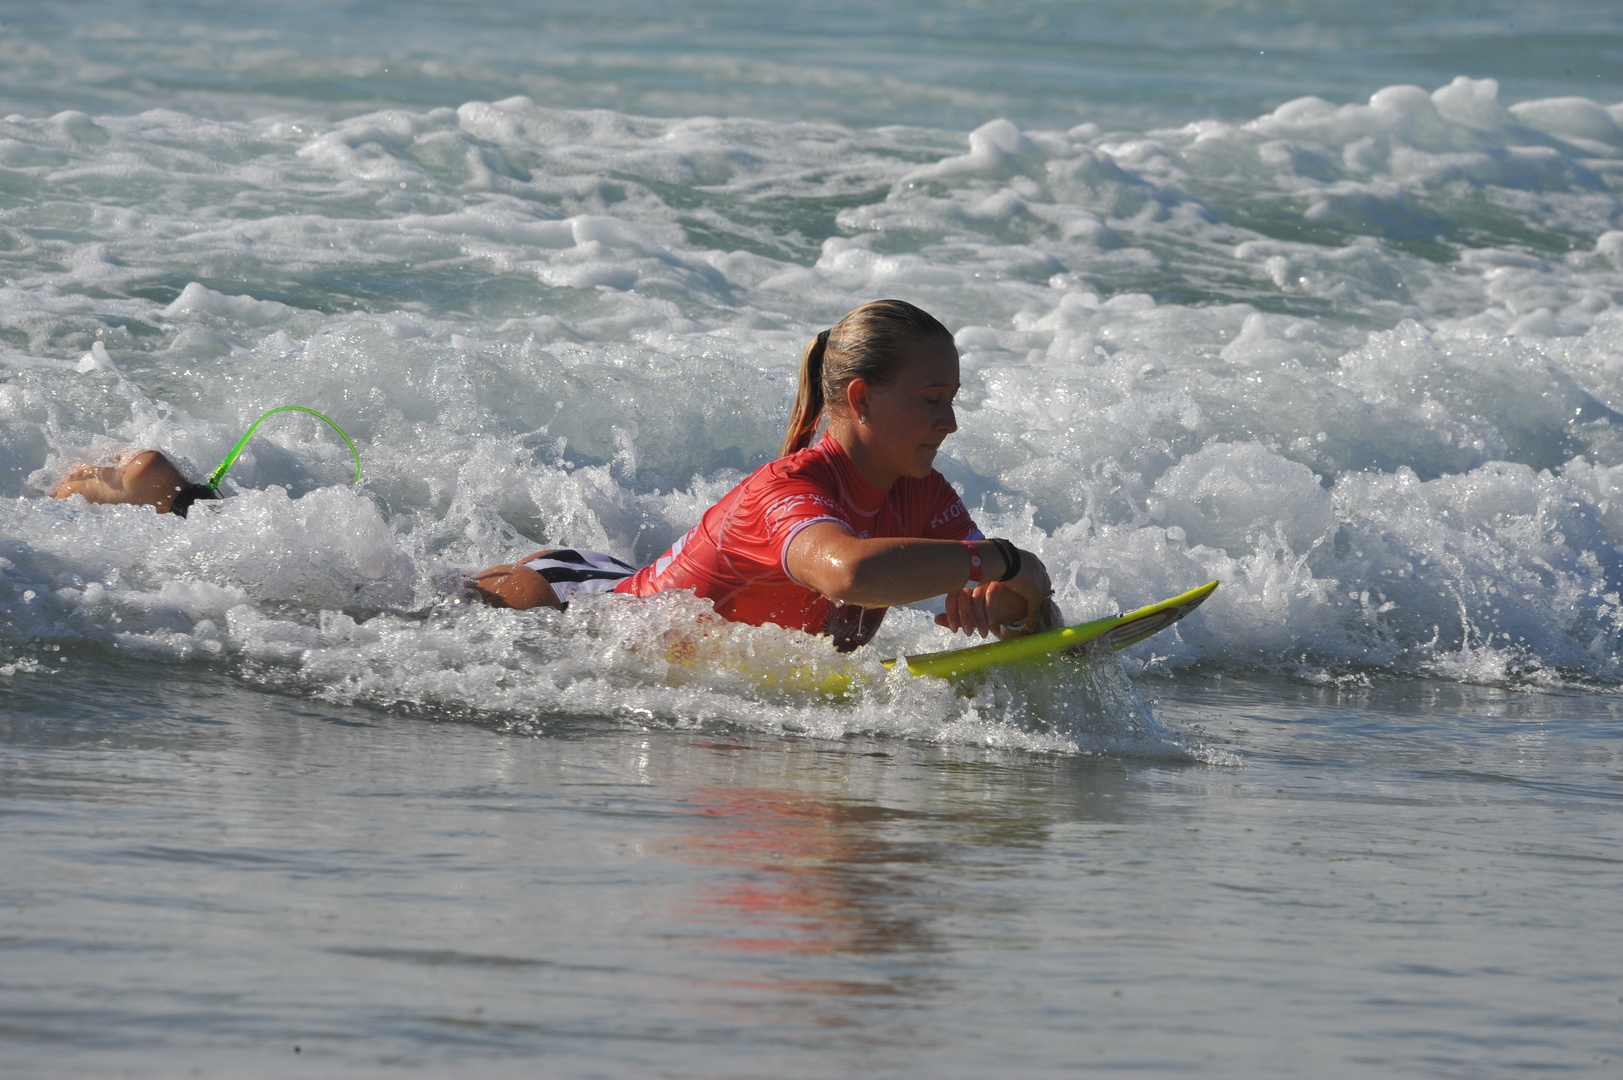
left=2, top=1, right=1622, bottom=1076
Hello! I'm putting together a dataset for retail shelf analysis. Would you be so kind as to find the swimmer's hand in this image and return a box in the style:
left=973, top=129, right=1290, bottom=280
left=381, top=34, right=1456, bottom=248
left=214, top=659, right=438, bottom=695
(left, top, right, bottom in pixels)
left=934, top=547, right=1057, bottom=638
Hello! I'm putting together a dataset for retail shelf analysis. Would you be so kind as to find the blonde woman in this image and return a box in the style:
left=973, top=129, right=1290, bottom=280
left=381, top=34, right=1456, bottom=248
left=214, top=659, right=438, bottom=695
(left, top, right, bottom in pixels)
left=473, top=300, right=1059, bottom=649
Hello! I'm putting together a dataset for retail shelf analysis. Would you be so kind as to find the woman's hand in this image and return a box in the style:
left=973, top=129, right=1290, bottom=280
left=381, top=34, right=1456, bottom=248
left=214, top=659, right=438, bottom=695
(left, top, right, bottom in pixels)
left=938, top=581, right=999, bottom=637
left=934, top=546, right=1057, bottom=638
left=1000, top=546, right=1053, bottom=633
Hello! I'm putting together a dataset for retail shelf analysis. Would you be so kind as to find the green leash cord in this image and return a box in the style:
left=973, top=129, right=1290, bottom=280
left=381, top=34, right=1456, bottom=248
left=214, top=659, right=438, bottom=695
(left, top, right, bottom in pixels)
left=205, top=406, right=362, bottom=491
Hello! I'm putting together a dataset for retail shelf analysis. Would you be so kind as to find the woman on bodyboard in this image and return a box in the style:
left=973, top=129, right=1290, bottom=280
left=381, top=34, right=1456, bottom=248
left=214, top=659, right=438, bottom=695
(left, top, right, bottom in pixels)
left=470, top=299, right=1060, bottom=649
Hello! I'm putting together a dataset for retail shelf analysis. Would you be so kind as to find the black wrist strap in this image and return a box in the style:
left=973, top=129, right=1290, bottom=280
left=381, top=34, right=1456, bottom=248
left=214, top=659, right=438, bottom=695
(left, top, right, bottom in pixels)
left=991, top=537, right=1021, bottom=582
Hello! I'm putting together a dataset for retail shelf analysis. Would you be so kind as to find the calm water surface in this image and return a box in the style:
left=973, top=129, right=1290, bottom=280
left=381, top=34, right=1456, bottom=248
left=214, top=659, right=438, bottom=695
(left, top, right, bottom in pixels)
left=4, top=664, right=1620, bottom=1077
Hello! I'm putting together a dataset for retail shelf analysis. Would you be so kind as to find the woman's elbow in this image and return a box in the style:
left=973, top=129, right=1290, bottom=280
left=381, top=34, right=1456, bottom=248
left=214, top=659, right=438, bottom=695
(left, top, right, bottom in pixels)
left=811, top=561, right=866, bottom=606
left=819, top=555, right=907, bottom=607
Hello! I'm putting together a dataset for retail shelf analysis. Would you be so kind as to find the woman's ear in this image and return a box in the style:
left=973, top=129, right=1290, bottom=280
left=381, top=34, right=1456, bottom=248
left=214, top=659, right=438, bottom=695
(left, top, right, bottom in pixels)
left=844, top=377, right=870, bottom=422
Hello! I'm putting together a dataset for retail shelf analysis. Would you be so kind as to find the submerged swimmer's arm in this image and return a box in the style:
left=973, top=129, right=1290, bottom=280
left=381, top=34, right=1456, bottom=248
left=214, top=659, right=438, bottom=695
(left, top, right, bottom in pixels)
left=786, top=522, right=1055, bottom=637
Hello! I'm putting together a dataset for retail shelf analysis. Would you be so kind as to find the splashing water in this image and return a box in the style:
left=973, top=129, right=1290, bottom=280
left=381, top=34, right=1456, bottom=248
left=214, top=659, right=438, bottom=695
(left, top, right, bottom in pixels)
left=3, top=71, right=1623, bottom=751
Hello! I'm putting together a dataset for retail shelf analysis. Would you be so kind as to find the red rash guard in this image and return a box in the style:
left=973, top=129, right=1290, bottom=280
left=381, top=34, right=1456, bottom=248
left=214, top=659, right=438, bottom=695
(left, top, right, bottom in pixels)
left=616, top=435, right=982, bottom=650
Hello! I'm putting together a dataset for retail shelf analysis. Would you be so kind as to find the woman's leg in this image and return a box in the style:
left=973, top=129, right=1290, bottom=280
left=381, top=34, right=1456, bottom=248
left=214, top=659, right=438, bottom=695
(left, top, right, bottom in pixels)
left=468, top=550, right=564, bottom=610
left=52, top=449, right=192, bottom=514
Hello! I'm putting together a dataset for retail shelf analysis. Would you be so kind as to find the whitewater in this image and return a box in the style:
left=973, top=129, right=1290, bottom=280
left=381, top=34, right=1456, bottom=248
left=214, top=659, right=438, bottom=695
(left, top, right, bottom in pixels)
left=8, top=79, right=1623, bottom=712
left=2, top=2, right=1621, bottom=1077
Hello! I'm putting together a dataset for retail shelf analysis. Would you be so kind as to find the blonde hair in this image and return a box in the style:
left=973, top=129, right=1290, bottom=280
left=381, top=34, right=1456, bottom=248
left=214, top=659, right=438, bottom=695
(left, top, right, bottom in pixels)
left=780, top=299, right=954, bottom=457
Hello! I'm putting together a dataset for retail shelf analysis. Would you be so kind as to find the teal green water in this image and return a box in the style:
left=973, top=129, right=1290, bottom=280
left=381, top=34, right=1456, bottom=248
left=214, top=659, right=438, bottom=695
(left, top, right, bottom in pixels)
left=3, top=1, right=1619, bottom=129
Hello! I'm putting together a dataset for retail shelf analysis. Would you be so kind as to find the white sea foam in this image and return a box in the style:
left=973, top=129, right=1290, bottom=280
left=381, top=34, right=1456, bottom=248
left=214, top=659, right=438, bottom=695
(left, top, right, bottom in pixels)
left=3, top=77, right=1623, bottom=749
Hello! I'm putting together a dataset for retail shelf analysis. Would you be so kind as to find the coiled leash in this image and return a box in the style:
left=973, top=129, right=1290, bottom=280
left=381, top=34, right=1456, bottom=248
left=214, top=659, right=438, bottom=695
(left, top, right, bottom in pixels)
left=171, top=405, right=362, bottom=517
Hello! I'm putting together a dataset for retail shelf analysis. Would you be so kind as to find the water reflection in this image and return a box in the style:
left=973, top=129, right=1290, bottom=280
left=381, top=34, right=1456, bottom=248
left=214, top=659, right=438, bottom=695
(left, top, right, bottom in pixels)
left=649, top=736, right=1161, bottom=1033
left=673, top=782, right=948, bottom=958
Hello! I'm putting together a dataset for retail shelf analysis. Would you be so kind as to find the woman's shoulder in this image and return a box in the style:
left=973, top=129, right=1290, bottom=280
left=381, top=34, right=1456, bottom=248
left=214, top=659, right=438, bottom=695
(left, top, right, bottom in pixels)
left=717, top=445, right=841, bottom=515
left=753, top=441, right=841, bottom=487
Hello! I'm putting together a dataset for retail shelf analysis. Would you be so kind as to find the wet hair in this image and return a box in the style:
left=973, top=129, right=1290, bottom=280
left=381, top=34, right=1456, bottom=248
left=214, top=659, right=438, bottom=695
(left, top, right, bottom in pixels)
left=780, top=299, right=955, bottom=457
left=168, top=483, right=220, bottom=519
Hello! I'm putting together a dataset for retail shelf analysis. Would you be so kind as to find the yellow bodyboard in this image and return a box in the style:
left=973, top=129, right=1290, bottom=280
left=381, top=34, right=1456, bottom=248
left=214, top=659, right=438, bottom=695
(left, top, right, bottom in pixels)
left=779, top=580, right=1219, bottom=698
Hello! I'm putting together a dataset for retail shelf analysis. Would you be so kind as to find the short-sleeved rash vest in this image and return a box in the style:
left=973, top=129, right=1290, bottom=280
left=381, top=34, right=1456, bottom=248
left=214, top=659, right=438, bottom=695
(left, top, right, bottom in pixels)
left=615, top=435, right=981, bottom=650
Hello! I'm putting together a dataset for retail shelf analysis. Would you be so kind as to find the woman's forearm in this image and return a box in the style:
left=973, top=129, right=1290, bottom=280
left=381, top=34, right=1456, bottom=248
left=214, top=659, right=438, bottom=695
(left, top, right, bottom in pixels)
left=824, top=538, right=975, bottom=607
left=788, top=525, right=1006, bottom=608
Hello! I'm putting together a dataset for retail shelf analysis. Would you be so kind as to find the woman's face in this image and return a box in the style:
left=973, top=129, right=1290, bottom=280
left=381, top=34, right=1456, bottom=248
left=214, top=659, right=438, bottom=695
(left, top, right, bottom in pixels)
left=852, top=340, right=960, bottom=483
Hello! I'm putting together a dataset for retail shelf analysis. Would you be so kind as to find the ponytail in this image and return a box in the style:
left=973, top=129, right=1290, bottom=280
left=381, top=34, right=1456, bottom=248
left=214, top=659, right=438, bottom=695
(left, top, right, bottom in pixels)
left=780, top=329, right=830, bottom=456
